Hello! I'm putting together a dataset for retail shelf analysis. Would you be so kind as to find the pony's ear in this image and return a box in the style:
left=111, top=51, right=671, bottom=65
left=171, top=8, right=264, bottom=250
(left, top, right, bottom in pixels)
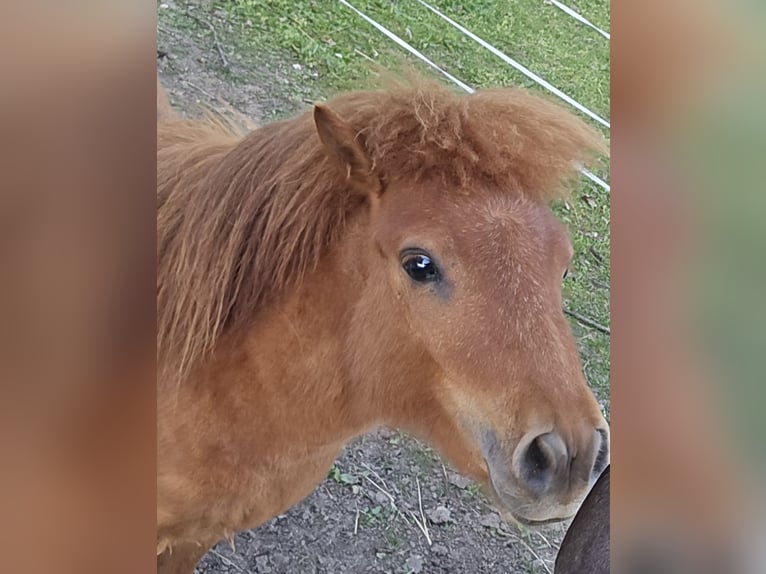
left=313, top=104, right=380, bottom=194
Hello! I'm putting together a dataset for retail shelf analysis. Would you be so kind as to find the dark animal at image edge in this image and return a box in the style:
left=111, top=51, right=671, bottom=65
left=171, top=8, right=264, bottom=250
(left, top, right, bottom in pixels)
left=555, top=466, right=610, bottom=574
left=156, top=74, right=610, bottom=573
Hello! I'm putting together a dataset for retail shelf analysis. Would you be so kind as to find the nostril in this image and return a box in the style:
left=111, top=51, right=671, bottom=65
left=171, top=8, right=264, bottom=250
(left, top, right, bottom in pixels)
left=517, top=433, right=565, bottom=495
left=524, top=437, right=551, bottom=481
left=592, top=428, right=610, bottom=477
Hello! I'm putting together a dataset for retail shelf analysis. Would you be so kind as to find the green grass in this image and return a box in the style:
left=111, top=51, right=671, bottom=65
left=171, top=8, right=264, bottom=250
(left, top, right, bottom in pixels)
left=190, top=0, right=611, bottom=413
left=224, top=1, right=609, bottom=119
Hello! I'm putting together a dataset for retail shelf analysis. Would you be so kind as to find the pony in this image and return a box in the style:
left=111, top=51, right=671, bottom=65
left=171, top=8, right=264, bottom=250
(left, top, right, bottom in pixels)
left=156, top=75, right=610, bottom=573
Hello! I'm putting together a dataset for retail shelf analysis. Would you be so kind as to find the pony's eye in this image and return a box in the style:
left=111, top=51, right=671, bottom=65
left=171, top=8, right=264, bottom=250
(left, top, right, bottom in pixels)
left=402, top=251, right=440, bottom=283
left=563, top=268, right=569, bottom=280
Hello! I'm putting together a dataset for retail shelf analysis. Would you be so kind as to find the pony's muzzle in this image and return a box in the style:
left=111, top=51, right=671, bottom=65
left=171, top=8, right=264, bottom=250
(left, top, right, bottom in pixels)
left=481, top=423, right=610, bottom=523
left=512, top=427, right=610, bottom=500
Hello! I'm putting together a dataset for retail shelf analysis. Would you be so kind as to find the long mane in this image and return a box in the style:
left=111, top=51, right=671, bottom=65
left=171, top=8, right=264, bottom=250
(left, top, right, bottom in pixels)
left=157, top=79, right=606, bottom=383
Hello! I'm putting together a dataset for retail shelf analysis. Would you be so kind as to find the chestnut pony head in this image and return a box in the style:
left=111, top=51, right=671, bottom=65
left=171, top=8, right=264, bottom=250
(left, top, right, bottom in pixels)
left=313, top=86, right=609, bottom=525
left=157, top=81, right=609, bottom=526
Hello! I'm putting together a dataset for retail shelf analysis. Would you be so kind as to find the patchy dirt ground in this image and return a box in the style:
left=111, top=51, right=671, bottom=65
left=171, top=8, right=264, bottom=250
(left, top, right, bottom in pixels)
left=193, top=428, right=569, bottom=574
left=158, top=4, right=573, bottom=573
left=158, top=1, right=325, bottom=123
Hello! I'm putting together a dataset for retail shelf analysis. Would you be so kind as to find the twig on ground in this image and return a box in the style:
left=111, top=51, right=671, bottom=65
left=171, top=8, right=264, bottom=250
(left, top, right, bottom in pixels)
left=408, top=508, right=432, bottom=546
left=182, top=79, right=219, bottom=102
left=362, top=462, right=394, bottom=500
left=209, top=548, right=248, bottom=573
left=354, top=503, right=360, bottom=535
left=498, top=530, right=553, bottom=574
left=185, top=11, right=229, bottom=69
left=409, top=477, right=432, bottom=546
left=358, top=463, right=424, bottom=541
left=564, top=308, right=610, bottom=335
left=354, top=48, right=376, bottom=62
left=532, top=528, right=554, bottom=549
left=361, top=472, right=396, bottom=508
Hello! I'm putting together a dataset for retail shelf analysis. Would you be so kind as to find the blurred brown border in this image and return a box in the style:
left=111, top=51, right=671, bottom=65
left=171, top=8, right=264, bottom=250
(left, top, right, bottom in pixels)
left=612, top=1, right=756, bottom=572
left=0, top=2, right=157, bottom=573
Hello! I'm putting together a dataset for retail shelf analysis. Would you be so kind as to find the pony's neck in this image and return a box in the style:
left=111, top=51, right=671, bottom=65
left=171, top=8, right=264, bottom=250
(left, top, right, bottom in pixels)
left=183, top=219, right=377, bottom=455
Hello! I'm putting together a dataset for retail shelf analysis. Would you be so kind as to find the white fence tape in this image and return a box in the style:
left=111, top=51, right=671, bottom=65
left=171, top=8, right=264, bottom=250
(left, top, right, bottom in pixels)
left=338, top=0, right=474, bottom=93
left=338, top=0, right=610, bottom=192
left=416, top=0, right=610, bottom=129
left=547, top=0, right=610, bottom=40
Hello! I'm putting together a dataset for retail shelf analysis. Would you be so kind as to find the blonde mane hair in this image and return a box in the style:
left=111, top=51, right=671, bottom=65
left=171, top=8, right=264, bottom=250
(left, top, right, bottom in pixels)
left=157, top=80, right=606, bottom=383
